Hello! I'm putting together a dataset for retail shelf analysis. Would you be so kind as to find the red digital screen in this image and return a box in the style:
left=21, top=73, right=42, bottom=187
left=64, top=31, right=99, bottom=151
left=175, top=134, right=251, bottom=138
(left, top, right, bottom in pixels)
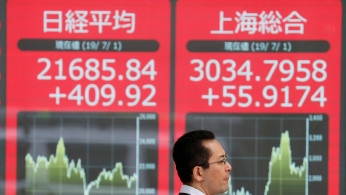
left=175, top=0, right=341, bottom=194
left=1, top=0, right=343, bottom=194
left=6, top=0, right=170, bottom=194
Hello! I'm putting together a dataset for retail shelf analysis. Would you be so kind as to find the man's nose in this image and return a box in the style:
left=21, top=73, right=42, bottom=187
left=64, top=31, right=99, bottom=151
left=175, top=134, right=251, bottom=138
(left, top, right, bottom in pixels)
left=226, top=161, right=232, bottom=171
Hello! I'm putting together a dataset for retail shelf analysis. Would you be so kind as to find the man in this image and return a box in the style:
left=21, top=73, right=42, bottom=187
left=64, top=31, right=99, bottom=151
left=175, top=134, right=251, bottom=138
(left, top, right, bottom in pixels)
left=173, top=130, right=232, bottom=195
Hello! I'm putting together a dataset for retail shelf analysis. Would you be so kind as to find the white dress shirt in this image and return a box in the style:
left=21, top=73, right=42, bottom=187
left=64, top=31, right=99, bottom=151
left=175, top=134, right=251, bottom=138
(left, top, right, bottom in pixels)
left=180, top=184, right=205, bottom=195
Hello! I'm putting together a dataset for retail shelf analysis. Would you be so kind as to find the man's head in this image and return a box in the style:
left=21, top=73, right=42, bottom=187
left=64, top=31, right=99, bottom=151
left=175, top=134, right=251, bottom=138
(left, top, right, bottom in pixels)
left=173, top=130, right=232, bottom=195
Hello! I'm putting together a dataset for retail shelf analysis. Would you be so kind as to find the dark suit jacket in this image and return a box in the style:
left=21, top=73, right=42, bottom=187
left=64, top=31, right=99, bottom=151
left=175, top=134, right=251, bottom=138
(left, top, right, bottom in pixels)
left=178, top=193, right=190, bottom=195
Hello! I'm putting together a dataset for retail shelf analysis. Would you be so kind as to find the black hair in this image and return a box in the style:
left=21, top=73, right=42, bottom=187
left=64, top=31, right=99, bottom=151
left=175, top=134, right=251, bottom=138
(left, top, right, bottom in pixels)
left=172, top=130, right=215, bottom=184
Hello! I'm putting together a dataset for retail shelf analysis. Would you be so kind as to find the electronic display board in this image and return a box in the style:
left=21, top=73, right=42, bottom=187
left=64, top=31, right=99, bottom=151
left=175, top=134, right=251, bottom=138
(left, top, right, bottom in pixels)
left=175, top=0, right=341, bottom=194
left=0, top=0, right=344, bottom=195
left=5, top=0, right=171, bottom=194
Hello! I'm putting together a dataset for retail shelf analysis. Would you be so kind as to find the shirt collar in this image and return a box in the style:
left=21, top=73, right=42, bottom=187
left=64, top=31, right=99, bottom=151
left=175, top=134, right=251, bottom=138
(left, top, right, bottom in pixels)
left=180, top=184, right=205, bottom=195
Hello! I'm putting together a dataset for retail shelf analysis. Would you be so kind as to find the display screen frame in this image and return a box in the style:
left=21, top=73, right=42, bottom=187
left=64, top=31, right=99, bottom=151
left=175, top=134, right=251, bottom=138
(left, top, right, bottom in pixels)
left=0, top=0, right=345, bottom=195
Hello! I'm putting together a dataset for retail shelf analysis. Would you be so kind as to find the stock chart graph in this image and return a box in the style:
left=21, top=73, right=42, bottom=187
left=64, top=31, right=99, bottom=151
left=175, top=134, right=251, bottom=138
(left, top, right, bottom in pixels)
left=186, top=113, right=328, bottom=195
left=17, top=112, right=158, bottom=195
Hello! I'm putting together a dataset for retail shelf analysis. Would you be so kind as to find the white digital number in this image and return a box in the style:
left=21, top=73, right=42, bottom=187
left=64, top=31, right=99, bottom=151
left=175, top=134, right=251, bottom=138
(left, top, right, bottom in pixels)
left=221, top=85, right=252, bottom=107
left=85, top=59, right=100, bottom=81
left=68, top=84, right=115, bottom=106
left=126, top=59, right=157, bottom=81
left=190, top=59, right=253, bottom=82
left=279, top=60, right=294, bottom=82
left=296, top=60, right=310, bottom=82
left=222, top=85, right=236, bottom=107
left=262, top=85, right=278, bottom=107
left=205, top=59, right=220, bottom=82
left=312, top=60, right=327, bottom=82
left=37, top=58, right=52, bottom=80
left=126, top=84, right=156, bottom=107
left=238, top=85, right=252, bottom=107
left=190, top=59, right=204, bottom=81
left=264, top=59, right=327, bottom=82
left=69, top=58, right=84, bottom=80
left=101, top=59, right=116, bottom=81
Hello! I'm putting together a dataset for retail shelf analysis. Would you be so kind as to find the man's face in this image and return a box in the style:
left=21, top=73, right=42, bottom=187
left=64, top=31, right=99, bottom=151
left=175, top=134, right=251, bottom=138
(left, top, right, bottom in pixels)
left=201, top=139, right=232, bottom=195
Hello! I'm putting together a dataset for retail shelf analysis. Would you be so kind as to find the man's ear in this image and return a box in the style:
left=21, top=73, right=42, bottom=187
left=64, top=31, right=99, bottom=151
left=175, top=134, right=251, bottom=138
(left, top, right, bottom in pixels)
left=192, top=166, right=205, bottom=182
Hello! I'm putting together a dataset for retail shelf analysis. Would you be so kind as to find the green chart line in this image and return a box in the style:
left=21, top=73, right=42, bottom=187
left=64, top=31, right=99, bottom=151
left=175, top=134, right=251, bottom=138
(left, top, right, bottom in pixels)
left=227, top=176, right=252, bottom=195
left=25, top=137, right=137, bottom=195
left=225, top=131, right=306, bottom=195
left=264, top=131, right=307, bottom=195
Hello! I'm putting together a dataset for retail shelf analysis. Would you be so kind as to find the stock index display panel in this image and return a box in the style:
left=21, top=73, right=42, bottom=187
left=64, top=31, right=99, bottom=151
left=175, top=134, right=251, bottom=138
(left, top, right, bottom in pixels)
left=0, top=0, right=344, bottom=195
left=174, top=0, right=341, bottom=195
left=4, top=0, right=170, bottom=194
